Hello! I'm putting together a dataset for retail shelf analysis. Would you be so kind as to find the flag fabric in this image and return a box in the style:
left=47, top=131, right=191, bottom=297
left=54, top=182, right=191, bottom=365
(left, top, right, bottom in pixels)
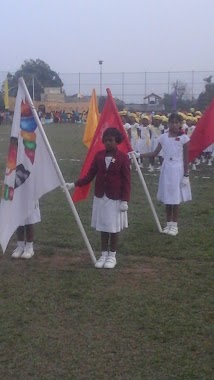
left=3, top=79, right=9, bottom=110
left=0, top=82, right=61, bottom=252
left=83, top=89, right=99, bottom=148
left=72, top=88, right=133, bottom=202
left=188, top=100, right=214, bottom=162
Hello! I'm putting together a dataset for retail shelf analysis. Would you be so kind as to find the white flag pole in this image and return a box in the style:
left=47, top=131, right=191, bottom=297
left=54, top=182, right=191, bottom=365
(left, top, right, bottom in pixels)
left=131, top=152, right=163, bottom=233
left=19, top=77, right=97, bottom=265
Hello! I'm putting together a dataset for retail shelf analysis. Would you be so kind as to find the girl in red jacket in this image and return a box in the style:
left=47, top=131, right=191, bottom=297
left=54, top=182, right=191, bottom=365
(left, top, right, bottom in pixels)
left=66, top=127, right=131, bottom=269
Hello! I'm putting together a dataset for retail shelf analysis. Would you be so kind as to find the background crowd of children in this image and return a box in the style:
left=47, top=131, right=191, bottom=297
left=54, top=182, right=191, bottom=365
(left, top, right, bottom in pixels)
left=119, top=110, right=213, bottom=171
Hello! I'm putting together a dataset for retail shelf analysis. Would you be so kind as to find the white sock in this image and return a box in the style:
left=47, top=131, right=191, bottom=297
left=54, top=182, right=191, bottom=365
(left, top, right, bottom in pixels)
left=171, top=222, right=178, bottom=228
left=17, top=241, right=25, bottom=248
left=26, top=242, right=33, bottom=249
left=166, top=222, right=172, bottom=227
left=109, top=251, right=116, bottom=257
left=101, top=251, right=108, bottom=257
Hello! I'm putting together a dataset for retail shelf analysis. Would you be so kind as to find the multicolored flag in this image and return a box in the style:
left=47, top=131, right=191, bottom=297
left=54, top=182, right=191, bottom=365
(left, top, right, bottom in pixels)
left=83, top=89, right=99, bottom=148
left=0, top=81, right=61, bottom=252
left=189, top=100, right=214, bottom=162
left=72, top=88, right=132, bottom=202
left=3, top=79, right=9, bottom=110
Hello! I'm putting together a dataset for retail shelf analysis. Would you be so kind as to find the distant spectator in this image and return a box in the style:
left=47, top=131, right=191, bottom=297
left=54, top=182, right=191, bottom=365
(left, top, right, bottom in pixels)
left=74, top=108, right=80, bottom=123
left=0, top=113, right=4, bottom=125
left=5, top=111, right=11, bottom=124
left=54, top=111, right=60, bottom=123
left=62, top=110, right=67, bottom=123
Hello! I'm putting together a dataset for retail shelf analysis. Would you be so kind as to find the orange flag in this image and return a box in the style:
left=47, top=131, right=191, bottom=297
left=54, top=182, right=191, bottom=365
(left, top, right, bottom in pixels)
left=72, top=88, right=132, bottom=202
left=83, top=89, right=99, bottom=148
left=189, top=100, right=214, bottom=162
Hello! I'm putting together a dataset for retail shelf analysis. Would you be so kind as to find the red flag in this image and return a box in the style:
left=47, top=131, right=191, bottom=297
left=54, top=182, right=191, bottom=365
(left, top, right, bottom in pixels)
left=72, top=88, right=132, bottom=202
left=189, top=100, right=214, bottom=162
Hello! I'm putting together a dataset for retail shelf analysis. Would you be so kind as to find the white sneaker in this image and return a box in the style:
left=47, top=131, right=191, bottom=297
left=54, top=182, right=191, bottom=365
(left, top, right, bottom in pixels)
left=192, top=164, right=197, bottom=171
left=95, top=252, right=108, bottom=268
left=21, top=247, right=34, bottom=259
left=11, top=246, right=25, bottom=258
left=167, top=226, right=178, bottom=236
left=156, top=166, right=161, bottom=171
left=104, top=253, right=117, bottom=269
left=148, top=166, right=154, bottom=172
left=162, top=224, right=171, bottom=234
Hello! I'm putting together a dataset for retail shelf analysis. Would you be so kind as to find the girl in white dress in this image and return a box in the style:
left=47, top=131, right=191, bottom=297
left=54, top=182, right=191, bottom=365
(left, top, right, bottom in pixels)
left=134, top=113, right=192, bottom=236
left=120, top=112, right=132, bottom=141
left=149, top=115, right=164, bottom=171
left=135, top=115, right=151, bottom=168
left=129, top=113, right=139, bottom=151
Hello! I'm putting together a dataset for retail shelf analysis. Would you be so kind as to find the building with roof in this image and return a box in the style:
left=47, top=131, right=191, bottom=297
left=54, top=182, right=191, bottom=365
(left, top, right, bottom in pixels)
left=126, top=92, right=165, bottom=112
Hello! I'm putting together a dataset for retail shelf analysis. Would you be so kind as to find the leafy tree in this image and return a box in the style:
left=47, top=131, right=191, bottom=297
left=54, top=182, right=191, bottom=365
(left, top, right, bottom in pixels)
left=197, top=82, right=214, bottom=111
left=98, top=96, right=125, bottom=113
left=163, top=80, right=195, bottom=112
left=7, top=59, right=63, bottom=100
left=162, top=93, right=195, bottom=113
left=172, top=80, right=186, bottom=99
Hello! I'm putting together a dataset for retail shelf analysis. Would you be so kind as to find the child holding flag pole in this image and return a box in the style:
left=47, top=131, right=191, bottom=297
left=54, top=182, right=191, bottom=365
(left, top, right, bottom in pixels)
left=65, top=127, right=131, bottom=269
left=0, top=77, right=96, bottom=266
left=133, top=113, right=192, bottom=236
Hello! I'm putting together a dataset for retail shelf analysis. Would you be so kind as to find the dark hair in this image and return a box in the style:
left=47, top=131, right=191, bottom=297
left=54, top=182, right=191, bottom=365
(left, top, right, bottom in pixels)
left=168, top=113, right=183, bottom=123
left=102, top=127, right=123, bottom=144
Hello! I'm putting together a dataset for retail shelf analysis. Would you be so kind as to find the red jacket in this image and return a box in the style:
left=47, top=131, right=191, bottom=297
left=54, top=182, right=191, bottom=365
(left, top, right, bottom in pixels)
left=75, top=149, right=131, bottom=201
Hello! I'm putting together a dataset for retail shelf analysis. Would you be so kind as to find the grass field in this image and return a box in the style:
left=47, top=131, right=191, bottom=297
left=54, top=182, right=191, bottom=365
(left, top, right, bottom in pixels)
left=0, top=124, right=213, bottom=380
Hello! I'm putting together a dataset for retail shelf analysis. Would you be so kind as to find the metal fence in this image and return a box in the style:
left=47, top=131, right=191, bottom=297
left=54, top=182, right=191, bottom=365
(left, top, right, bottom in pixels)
left=1, top=70, right=214, bottom=104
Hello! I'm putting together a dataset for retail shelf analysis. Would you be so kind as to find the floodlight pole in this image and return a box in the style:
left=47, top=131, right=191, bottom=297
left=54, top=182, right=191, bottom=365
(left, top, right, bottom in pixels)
left=99, top=60, right=103, bottom=97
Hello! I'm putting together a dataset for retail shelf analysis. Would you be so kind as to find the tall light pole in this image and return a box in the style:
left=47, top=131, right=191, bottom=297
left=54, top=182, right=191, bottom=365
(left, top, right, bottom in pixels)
left=98, top=60, right=103, bottom=96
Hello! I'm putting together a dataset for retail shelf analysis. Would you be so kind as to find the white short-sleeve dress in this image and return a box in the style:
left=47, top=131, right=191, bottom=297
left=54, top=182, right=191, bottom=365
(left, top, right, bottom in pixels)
left=130, top=123, right=139, bottom=150
left=135, top=126, right=151, bottom=154
left=157, top=133, right=192, bottom=204
left=91, top=157, right=128, bottom=233
left=150, top=126, right=162, bottom=152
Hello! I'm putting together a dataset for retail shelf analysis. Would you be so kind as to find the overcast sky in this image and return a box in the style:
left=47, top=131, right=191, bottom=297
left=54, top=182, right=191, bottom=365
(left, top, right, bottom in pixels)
left=2, top=0, right=214, bottom=74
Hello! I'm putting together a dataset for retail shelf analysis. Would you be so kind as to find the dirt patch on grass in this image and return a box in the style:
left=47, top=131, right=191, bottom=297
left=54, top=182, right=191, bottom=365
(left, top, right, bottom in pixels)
left=1, top=246, right=158, bottom=282
left=35, top=249, right=157, bottom=278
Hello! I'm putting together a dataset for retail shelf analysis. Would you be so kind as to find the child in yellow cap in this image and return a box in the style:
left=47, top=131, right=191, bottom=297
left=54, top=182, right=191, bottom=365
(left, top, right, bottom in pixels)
left=129, top=113, right=139, bottom=151
left=135, top=115, right=151, bottom=168
left=149, top=115, right=164, bottom=171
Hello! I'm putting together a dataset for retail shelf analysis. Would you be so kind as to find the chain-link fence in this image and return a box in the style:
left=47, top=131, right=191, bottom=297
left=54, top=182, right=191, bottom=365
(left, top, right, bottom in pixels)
left=60, top=71, right=214, bottom=104
left=1, top=70, right=214, bottom=104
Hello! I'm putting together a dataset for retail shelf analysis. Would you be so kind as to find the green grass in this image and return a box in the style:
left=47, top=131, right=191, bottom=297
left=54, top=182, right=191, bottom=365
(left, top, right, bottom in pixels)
left=0, top=124, right=213, bottom=379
